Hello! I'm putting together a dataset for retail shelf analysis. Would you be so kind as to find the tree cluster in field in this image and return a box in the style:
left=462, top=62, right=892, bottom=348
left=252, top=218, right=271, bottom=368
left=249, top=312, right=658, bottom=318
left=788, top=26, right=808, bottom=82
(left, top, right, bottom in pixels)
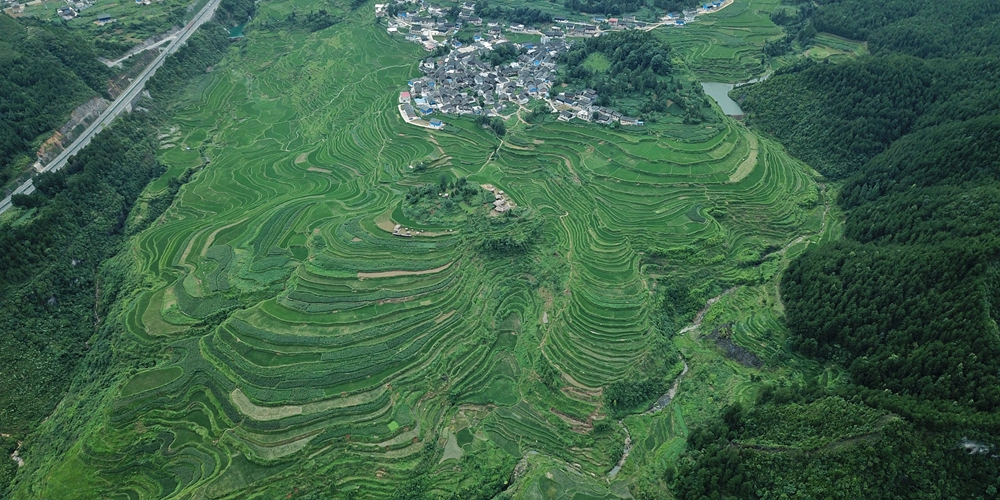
left=474, top=114, right=508, bottom=136
left=304, top=10, right=343, bottom=32
left=562, top=0, right=699, bottom=17
left=474, top=1, right=553, bottom=25
left=484, top=43, right=525, bottom=69
left=0, top=16, right=109, bottom=190
left=556, top=30, right=714, bottom=122
left=262, top=9, right=343, bottom=32
left=466, top=207, right=544, bottom=256
left=648, top=0, right=698, bottom=12
left=563, top=0, right=643, bottom=17
left=403, top=176, right=491, bottom=223
left=384, top=450, right=517, bottom=500
left=675, top=1, right=1000, bottom=497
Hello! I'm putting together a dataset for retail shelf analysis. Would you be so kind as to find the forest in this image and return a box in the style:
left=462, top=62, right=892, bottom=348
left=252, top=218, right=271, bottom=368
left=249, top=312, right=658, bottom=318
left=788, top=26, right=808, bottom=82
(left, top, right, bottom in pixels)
left=0, top=14, right=109, bottom=190
left=0, top=17, right=236, bottom=499
left=676, top=1, right=1000, bottom=496
left=811, top=0, right=1000, bottom=58
left=673, top=388, right=1000, bottom=499
left=740, top=56, right=1000, bottom=179
left=557, top=30, right=714, bottom=121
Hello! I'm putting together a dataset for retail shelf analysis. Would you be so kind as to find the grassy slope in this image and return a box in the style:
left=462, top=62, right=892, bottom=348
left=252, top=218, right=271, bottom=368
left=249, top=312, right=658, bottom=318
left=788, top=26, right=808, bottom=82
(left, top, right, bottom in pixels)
left=9, top=1, right=834, bottom=498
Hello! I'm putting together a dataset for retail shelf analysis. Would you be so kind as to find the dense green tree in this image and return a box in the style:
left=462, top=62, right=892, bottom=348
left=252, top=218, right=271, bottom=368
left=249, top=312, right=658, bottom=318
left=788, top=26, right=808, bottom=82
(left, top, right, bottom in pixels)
left=475, top=1, right=553, bottom=24
left=679, top=1, right=1000, bottom=497
left=557, top=30, right=714, bottom=121
left=0, top=14, right=109, bottom=188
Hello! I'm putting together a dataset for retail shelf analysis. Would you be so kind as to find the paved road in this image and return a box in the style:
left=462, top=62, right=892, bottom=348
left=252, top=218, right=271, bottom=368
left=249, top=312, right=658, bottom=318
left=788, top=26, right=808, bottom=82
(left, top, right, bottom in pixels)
left=0, top=0, right=222, bottom=215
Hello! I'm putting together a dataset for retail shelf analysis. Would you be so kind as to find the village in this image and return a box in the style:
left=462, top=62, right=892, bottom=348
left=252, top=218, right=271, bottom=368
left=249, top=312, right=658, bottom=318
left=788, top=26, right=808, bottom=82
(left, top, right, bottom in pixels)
left=385, top=0, right=730, bottom=127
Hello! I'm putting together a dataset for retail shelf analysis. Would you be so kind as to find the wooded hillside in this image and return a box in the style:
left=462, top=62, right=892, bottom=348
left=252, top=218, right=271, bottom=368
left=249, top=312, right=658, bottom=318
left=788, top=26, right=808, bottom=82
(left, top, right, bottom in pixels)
left=0, top=14, right=109, bottom=189
left=676, top=1, right=1000, bottom=497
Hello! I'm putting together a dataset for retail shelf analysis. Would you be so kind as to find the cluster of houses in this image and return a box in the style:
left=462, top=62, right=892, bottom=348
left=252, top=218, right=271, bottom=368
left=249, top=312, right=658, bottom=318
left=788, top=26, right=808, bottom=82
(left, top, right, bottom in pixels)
left=392, top=224, right=419, bottom=237
left=384, top=0, right=729, bottom=126
left=399, top=95, right=446, bottom=129
left=400, top=36, right=568, bottom=117
left=553, top=91, right=643, bottom=126
left=52, top=0, right=93, bottom=20
left=399, top=36, right=643, bottom=126
left=481, top=184, right=515, bottom=213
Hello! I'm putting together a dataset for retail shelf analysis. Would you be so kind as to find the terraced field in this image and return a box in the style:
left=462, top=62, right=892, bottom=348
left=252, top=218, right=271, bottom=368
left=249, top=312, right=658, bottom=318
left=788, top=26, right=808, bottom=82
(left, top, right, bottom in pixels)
left=15, top=3, right=830, bottom=498
left=659, top=0, right=785, bottom=82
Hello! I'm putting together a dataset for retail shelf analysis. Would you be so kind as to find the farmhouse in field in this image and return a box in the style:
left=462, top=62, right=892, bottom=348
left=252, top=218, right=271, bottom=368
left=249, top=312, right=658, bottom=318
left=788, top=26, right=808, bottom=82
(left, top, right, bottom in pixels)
left=481, top=184, right=515, bottom=213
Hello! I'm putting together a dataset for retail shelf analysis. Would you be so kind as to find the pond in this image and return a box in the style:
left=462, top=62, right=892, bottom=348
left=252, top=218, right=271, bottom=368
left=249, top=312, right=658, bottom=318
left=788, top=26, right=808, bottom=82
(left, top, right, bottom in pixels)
left=700, top=82, right=743, bottom=116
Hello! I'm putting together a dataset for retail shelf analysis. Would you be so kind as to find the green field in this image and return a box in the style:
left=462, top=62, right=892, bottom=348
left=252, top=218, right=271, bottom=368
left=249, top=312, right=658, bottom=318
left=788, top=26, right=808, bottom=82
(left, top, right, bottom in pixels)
left=9, top=1, right=838, bottom=498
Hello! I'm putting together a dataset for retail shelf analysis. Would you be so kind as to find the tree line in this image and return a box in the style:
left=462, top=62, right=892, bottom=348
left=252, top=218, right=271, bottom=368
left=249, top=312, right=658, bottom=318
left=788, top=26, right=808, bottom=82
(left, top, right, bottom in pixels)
left=474, top=1, right=553, bottom=25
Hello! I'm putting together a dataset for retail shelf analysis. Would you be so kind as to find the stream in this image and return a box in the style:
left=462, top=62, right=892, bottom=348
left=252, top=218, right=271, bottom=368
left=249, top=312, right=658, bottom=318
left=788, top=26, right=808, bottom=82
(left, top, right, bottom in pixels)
left=608, top=288, right=734, bottom=478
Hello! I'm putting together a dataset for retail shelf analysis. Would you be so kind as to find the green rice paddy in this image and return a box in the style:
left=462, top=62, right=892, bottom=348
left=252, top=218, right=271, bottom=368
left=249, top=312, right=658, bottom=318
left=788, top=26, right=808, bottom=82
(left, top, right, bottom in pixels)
left=15, top=1, right=840, bottom=498
left=658, top=0, right=786, bottom=82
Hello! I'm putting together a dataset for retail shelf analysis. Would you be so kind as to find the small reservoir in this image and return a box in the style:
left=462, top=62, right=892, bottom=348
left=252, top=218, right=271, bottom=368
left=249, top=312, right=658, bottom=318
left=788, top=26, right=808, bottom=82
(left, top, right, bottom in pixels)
left=700, top=82, right=744, bottom=116
left=228, top=24, right=245, bottom=39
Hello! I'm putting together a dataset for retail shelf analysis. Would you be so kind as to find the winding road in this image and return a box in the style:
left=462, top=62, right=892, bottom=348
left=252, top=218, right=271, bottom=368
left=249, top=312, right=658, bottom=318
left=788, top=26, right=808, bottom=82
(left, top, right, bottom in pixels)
left=0, top=0, right=222, bottom=216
